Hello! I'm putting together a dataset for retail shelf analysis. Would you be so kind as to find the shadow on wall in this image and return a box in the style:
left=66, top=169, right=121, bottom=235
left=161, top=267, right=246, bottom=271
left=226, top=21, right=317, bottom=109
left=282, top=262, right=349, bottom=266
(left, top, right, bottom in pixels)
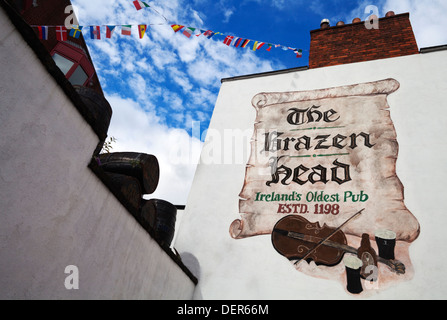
left=180, top=252, right=202, bottom=299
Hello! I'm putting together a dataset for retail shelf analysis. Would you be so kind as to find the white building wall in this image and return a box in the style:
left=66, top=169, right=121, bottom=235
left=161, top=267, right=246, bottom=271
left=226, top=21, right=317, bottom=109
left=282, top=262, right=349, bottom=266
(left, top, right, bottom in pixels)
left=175, top=49, right=447, bottom=299
left=0, top=8, right=195, bottom=299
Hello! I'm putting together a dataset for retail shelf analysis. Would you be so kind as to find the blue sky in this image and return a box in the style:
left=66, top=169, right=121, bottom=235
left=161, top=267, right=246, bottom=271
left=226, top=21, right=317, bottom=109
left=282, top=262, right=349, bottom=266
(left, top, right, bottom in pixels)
left=70, top=0, right=447, bottom=204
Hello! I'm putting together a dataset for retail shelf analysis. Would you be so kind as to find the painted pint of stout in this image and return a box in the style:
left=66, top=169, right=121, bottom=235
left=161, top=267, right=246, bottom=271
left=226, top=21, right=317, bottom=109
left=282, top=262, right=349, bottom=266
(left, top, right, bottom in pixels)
left=343, top=255, right=363, bottom=294
left=375, top=229, right=396, bottom=260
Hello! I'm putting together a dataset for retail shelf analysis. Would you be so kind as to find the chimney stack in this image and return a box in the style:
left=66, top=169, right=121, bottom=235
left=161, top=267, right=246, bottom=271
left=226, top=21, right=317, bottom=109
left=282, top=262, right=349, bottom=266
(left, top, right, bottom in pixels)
left=309, top=12, right=419, bottom=69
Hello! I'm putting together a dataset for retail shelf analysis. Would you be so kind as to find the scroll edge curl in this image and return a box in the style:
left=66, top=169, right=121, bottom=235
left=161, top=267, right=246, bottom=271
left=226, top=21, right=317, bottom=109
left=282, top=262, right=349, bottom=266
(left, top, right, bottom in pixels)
left=251, top=78, right=401, bottom=108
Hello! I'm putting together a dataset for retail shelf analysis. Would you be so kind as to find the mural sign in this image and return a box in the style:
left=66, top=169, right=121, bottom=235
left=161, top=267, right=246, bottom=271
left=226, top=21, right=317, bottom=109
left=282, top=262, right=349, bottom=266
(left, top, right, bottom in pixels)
left=230, top=79, right=420, bottom=295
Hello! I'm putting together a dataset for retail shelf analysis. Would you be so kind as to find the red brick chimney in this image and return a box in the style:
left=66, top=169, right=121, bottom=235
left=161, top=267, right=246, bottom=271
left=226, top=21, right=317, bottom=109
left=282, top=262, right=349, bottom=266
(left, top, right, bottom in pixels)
left=309, top=11, right=419, bottom=69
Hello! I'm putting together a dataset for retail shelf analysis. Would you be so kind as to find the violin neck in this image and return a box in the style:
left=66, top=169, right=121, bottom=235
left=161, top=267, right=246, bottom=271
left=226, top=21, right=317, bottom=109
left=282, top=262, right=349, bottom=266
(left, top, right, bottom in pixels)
left=285, top=230, right=358, bottom=255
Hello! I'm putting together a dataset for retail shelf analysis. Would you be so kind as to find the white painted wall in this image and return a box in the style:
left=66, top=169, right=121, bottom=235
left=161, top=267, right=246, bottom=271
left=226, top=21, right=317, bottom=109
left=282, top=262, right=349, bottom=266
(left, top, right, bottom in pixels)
left=175, top=49, right=447, bottom=299
left=0, top=8, right=195, bottom=299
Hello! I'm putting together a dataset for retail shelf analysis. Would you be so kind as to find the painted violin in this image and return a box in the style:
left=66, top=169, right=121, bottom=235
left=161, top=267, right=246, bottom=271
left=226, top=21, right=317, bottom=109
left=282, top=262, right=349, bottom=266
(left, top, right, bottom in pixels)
left=271, top=213, right=405, bottom=274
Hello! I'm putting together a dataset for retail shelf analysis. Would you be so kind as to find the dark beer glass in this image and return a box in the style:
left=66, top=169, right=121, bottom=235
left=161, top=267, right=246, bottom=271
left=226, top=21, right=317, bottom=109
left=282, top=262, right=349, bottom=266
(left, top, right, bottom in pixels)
left=375, top=229, right=396, bottom=260
left=343, top=256, right=363, bottom=294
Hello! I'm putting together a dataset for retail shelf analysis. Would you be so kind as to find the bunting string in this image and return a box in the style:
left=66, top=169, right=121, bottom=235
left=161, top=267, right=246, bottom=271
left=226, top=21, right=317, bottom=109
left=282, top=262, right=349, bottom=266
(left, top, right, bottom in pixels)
left=28, top=1, right=304, bottom=58
left=133, top=1, right=168, bottom=23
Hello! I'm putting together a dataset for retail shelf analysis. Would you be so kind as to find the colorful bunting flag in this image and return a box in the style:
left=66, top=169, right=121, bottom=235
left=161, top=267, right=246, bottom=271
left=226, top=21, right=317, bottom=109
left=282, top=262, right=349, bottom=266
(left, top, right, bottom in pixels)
left=56, top=26, right=67, bottom=41
left=139, top=24, right=147, bottom=39
left=106, top=26, right=116, bottom=39
left=171, top=24, right=184, bottom=33
left=241, top=39, right=251, bottom=48
left=266, top=44, right=273, bottom=51
left=295, top=49, right=303, bottom=58
left=203, top=30, right=215, bottom=39
left=133, top=1, right=150, bottom=10
left=121, top=25, right=132, bottom=36
left=252, top=41, right=265, bottom=51
left=69, top=25, right=83, bottom=39
left=233, top=37, right=243, bottom=47
left=223, top=35, right=234, bottom=46
left=90, top=26, right=101, bottom=40
left=182, top=27, right=196, bottom=38
left=37, top=26, right=48, bottom=40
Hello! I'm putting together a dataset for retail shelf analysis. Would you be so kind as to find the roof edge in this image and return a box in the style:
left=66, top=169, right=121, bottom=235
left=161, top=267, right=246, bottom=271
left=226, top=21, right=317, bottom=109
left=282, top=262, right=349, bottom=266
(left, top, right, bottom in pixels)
left=220, top=43, right=447, bottom=84
left=420, top=44, right=447, bottom=54
left=221, top=66, right=309, bottom=83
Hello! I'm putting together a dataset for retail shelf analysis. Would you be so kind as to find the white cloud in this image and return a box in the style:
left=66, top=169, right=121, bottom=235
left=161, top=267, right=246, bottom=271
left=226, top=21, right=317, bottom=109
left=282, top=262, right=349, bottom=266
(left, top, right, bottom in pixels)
left=150, top=46, right=178, bottom=69
left=191, top=9, right=205, bottom=25
left=128, top=73, right=153, bottom=103
left=91, top=41, right=121, bottom=65
left=167, top=66, right=194, bottom=92
left=105, top=93, right=202, bottom=205
left=383, top=0, right=447, bottom=48
left=184, top=38, right=279, bottom=87
left=190, top=87, right=216, bottom=107
left=162, top=91, right=184, bottom=111
left=222, top=8, right=235, bottom=23
left=240, top=0, right=304, bottom=11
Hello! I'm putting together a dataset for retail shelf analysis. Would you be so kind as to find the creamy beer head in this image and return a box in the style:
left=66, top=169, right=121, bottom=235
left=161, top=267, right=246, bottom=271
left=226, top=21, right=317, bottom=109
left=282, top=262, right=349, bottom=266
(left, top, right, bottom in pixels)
left=375, top=229, right=396, bottom=240
left=343, top=255, right=364, bottom=294
left=343, top=255, right=362, bottom=270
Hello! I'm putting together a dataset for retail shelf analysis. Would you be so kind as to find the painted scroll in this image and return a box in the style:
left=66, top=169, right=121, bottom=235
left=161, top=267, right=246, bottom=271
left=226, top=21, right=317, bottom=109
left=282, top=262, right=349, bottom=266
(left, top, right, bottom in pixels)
left=229, top=79, right=420, bottom=293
